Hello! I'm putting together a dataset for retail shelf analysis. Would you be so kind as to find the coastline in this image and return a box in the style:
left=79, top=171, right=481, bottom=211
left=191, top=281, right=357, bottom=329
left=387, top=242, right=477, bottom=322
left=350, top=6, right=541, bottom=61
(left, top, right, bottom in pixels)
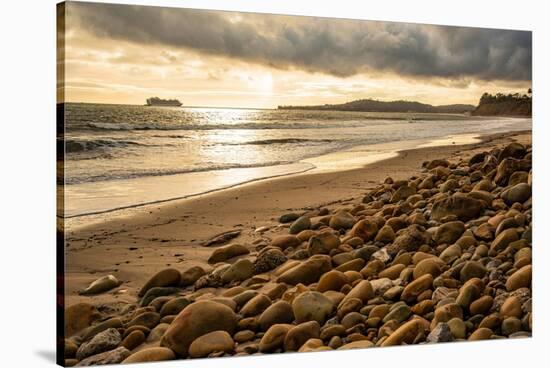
left=64, top=129, right=531, bottom=307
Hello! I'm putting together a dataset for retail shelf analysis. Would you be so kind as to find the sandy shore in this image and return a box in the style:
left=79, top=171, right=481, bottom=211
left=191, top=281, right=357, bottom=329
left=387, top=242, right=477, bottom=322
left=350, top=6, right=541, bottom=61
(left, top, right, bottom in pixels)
left=64, top=129, right=531, bottom=308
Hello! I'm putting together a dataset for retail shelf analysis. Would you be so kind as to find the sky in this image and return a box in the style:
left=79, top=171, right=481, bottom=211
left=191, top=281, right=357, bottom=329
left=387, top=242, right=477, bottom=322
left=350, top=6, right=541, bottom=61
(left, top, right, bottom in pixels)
left=58, top=2, right=532, bottom=108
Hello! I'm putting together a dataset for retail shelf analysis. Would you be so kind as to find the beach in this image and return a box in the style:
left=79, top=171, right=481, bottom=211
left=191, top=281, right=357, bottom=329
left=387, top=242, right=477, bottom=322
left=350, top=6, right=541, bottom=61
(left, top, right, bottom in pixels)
left=64, top=129, right=530, bottom=306
left=61, top=127, right=533, bottom=364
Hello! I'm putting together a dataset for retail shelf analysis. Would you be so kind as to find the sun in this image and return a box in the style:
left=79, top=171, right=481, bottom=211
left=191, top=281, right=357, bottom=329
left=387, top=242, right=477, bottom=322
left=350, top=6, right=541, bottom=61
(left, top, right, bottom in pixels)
left=256, top=73, right=273, bottom=94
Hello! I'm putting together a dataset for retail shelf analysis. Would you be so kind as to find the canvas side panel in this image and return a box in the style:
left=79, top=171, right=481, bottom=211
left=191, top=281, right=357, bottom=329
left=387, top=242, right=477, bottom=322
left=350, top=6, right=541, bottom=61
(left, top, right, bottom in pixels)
left=56, top=2, right=66, bottom=366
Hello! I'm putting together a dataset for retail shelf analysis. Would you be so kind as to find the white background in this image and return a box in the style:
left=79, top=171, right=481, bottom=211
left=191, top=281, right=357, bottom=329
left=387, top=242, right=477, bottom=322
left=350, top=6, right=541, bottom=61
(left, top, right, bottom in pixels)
left=0, top=0, right=547, bottom=367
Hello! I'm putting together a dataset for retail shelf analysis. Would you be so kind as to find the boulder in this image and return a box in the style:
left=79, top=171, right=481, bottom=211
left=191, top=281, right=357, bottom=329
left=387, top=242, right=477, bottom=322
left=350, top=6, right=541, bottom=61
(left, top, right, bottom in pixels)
left=160, top=300, right=238, bottom=357
left=188, top=331, right=234, bottom=358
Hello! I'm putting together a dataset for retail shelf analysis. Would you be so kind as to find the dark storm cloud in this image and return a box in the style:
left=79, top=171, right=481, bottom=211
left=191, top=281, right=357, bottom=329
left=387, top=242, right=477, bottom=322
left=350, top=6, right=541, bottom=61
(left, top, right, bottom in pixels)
left=68, top=2, right=532, bottom=81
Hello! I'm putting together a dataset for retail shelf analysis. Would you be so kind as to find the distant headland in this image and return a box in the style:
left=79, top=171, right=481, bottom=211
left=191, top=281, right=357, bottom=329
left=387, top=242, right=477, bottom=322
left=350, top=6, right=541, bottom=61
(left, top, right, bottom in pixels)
left=278, top=99, right=475, bottom=114
left=278, top=90, right=532, bottom=117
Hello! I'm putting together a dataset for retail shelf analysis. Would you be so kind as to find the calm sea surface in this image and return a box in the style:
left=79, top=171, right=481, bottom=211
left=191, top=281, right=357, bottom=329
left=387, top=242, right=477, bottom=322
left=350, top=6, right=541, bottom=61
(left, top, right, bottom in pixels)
left=60, top=103, right=531, bottom=217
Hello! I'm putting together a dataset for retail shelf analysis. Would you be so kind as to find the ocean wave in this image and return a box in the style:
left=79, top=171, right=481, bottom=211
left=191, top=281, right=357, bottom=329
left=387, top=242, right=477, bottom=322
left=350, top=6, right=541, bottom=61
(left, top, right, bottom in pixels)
left=84, top=121, right=352, bottom=131
left=65, top=161, right=294, bottom=184
left=63, top=139, right=146, bottom=153
left=221, top=138, right=335, bottom=146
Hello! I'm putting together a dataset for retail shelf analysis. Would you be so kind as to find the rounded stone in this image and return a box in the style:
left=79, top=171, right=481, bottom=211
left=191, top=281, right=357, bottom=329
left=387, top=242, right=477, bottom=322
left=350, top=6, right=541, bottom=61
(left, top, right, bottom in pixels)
left=188, top=330, right=234, bottom=358
left=349, top=219, right=379, bottom=241
left=160, top=297, right=191, bottom=317
left=65, top=303, right=101, bottom=337
left=139, top=268, right=181, bottom=297
left=506, top=265, right=531, bottom=291
left=501, top=183, right=531, bottom=206
left=500, top=296, right=522, bottom=318
left=501, top=317, right=522, bottom=336
left=127, top=311, right=160, bottom=329
left=79, top=275, right=121, bottom=296
left=307, top=232, right=341, bottom=256
left=76, top=328, right=122, bottom=361
left=338, top=340, right=374, bottom=350
left=122, top=347, right=176, bottom=364
left=401, top=274, right=433, bottom=303
left=208, top=244, right=250, bottom=264
left=468, top=327, right=493, bottom=341
left=375, top=225, right=396, bottom=243
left=160, top=300, right=238, bottom=357
left=434, top=221, right=465, bottom=245
left=338, top=280, right=374, bottom=308
left=317, top=270, right=349, bottom=292
left=272, top=235, right=302, bottom=250
left=180, top=266, right=206, bottom=287
left=259, top=324, right=293, bottom=352
left=382, top=304, right=411, bottom=323
left=491, top=228, right=520, bottom=252
left=234, top=330, right=255, bottom=343
left=439, top=244, right=462, bottom=264
left=120, top=330, right=146, bottom=350
left=447, top=317, right=466, bottom=339
left=329, top=210, right=356, bottom=230
left=292, top=291, right=334, bottom=324
left=240, top=294, right=272, bottom=317
left=413, top=258, right=443, bottom=279
left=460, top=261, right=487, bottom=282
left=258, top=300, right=294, bottom=331
left=254, top=248, right=287, bottom=273
left=277, top=255, right=332, bottom=285
left=289, top=216, right=311, bottom=234
left=470, top=295, right=494, bottom=315
left=379, top=264, right=406, bottom=280
left=284, top=321, right=321, bottom=351
left=221, top=258, right=255, bottom=284
left=381, top=319, right=425, bottom=346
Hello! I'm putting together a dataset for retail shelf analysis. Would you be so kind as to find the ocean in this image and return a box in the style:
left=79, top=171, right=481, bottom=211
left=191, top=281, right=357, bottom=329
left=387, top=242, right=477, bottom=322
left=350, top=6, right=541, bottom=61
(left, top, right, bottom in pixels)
left=59, top=103, right=531, bottom=217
